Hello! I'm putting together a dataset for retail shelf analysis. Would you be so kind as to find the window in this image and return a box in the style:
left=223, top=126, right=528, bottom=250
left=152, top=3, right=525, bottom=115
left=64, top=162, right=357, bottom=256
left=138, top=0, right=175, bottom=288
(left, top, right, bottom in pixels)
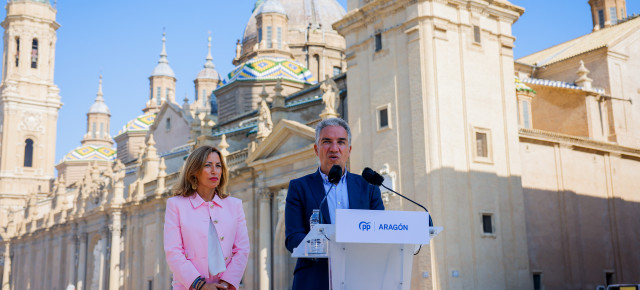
left=92, top=123, right=96, bottom=138
left=610, top=7, right=618, bottom=24
left=24, top=139, right=33, bottom=167
left=333, top=66, right=342, bottom=76
left=473, top=25, right=481, bottom=43
left=374, top=33, right=382, bottom=52
left=482, top=214, right=493, bottom=234
left=476, top=132, right=488, bottom=158
left=156, top=87, right=161, bottom=105
left=379, top=108, right=388, bottom=129
left=313, top=54, right=320, bottom=80
left=202, top=89, right=206, bottom=103
left=533, top=273, right=542, bottom=290
left=277, top=27, right=282, bottom=49
left=31, top=39, right=38, bottom=68
left=266, top=26, right=272, bottom=48
left=472, top=127, right=492, bottom=163
left=166, top=118, right=171, bottom=130
left=598, top=10, right=605, bottom=28
left=376, top=104, right=391, bottom=131
left=621, top=8, right=625, bottom=19
left=522, top=101, right=531, bottom=129
left=147, top=280, right=152, bottom=290
left=258, top=28, right=262, bottom=43
left=15, top=37, right=19, bottom=67
left=100, top=123, right=104, bottom=138
left=166, top=88, right=170, bottom=102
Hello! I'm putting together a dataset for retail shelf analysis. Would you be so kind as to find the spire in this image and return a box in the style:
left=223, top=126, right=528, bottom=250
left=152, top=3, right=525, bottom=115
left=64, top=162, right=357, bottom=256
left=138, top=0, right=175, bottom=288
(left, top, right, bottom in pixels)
left=151, top=31, right=175, bottom=78
left=160, top=31, right=168, bottom=61
left=88, top=75, right=110, bottom=114
left=195, top=32, right=221, bottom=81
left=96, top=74, right=104, bottom=102
left=205, top=32, right=214, bottom=69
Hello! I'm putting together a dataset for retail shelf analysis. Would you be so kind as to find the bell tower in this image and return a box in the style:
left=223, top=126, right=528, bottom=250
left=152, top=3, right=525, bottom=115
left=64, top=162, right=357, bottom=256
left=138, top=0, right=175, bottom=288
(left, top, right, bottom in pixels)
left=0, top=0, right=62, bottom=206
left=589, top=0, right=627, bottom=31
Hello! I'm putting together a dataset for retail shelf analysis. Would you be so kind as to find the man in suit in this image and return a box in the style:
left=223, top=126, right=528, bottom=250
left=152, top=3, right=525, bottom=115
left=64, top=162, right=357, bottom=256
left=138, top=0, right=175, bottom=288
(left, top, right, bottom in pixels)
left=285, top=118, right=384, bottom=290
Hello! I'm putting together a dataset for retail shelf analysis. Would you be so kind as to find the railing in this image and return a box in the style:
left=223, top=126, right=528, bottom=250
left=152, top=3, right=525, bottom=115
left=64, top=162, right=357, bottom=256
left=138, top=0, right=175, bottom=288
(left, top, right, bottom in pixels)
left=226, top=148, right=249, bottom=168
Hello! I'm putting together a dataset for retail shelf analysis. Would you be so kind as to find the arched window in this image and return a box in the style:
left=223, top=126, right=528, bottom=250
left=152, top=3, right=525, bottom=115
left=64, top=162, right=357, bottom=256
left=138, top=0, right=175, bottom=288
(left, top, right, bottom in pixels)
left=31, top=39, right=38, bottom=69
left=166, top=118, right=171, bottom=130
left=313, top=54, right=320, bottom=80
left=24, top=139, right=34, bottom=167
left=267, top=26, right=273, bottom=48
left=15, top=37, right=20, bottom=67
left=277, top=27, right=282, bottom=49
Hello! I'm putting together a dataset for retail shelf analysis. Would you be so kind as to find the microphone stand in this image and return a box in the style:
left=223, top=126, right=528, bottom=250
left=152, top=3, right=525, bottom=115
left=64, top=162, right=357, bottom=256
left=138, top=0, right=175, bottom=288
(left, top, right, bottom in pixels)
left=380, top=184, right=433, bottom=227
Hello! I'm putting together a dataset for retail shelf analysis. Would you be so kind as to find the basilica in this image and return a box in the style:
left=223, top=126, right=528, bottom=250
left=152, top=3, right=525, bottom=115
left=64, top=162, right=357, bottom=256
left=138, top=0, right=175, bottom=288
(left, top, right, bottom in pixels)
left=0, top=0, right=639, bottom=289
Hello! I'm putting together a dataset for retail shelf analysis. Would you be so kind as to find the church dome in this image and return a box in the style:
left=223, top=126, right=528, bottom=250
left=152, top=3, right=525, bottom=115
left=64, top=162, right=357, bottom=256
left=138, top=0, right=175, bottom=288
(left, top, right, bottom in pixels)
left=197, top=68, right=222, bottom=81
left=221, top=56, right=316, bottom=87
left=243, top=0, right=346, bottom=44
left=89, top=101, right=110, bottom=114
left=62, top=144, right=116, bottom=162
left=116, top=113, right=156, bottom=136
left=255, top=0, right=286, bottom=15
left=151, top=62, right=175, bottom=78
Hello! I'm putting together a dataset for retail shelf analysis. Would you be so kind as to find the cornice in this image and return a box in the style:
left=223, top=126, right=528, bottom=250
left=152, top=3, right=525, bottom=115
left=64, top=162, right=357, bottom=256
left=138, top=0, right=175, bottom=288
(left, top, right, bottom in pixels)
left=519, top=128, right=640, bottom=158
left=335, top=0, right=522, bottom=35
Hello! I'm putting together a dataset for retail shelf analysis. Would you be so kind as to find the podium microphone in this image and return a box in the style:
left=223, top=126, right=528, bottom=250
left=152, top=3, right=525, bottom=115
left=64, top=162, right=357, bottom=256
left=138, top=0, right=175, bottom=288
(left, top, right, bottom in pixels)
left=318, top=165, right=342, bottom=224
left=362, top=167, right=433, bottom=227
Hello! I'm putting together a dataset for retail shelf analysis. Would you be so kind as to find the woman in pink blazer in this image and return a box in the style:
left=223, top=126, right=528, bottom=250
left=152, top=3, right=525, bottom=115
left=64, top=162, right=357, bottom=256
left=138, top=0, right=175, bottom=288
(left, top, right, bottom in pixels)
left=164, top=146, right=250, bottom=290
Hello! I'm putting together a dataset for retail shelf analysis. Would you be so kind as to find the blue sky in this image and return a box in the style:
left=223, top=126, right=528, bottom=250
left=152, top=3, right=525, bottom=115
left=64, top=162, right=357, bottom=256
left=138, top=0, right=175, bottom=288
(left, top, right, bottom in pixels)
left=0, top=0, right=637, bottom=166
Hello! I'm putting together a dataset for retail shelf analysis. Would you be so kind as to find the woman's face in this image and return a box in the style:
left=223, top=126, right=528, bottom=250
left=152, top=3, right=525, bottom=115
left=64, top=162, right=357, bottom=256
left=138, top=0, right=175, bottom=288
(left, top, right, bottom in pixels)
left=196, top=152, right=222, bottom=193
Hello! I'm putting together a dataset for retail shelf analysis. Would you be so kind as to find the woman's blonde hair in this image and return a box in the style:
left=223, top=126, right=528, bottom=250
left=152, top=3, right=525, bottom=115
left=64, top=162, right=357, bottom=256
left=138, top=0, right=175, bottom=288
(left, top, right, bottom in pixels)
left=173, top=145, right=229, bottom=198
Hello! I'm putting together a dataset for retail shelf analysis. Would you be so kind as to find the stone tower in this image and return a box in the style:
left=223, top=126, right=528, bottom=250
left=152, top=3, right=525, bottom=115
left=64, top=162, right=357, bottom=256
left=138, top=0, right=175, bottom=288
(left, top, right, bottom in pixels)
left=589, top=0, right=627, bottom=31
left=144, top=32, right=177, bottom=113
left=0, top=0, right=62, bottom=206
left=335, top=0, right=531, bottom=288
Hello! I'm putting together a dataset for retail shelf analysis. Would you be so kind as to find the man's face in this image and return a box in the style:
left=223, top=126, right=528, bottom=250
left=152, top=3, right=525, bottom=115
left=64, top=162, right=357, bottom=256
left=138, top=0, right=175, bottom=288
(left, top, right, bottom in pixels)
left=314, top=125, right=351, bottom=175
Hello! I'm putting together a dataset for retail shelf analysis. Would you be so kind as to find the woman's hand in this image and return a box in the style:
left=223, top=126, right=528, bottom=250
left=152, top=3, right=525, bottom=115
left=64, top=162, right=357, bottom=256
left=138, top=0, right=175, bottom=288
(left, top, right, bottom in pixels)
left=201, top=281, right=229, bottom=290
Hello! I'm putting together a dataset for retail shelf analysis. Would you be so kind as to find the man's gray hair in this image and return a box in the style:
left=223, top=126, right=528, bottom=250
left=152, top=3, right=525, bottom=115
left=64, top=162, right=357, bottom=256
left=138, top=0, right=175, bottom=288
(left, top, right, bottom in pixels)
left=315, top=118, right=351, bottom=145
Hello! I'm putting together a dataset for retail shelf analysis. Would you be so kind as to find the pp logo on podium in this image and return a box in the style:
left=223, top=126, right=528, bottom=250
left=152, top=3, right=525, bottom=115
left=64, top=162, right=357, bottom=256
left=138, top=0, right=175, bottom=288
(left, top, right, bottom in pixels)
left=358, top=221, right=372, bottom=231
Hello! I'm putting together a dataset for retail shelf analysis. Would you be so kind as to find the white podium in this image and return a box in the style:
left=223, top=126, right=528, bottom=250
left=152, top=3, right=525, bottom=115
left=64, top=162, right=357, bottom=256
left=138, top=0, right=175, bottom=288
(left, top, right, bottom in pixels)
left=292, top=209, right=442, bottom=290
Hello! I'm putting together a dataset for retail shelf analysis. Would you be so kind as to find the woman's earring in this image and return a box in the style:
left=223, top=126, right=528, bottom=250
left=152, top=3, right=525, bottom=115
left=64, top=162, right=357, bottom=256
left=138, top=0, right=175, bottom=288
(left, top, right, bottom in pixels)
left=191, top=179, right=198, bottom=190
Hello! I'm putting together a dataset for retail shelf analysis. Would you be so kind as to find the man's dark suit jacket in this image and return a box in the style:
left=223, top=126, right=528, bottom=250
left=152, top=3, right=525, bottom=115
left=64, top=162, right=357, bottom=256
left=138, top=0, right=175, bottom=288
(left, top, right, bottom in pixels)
left=285, top=169, right=384, bottom=290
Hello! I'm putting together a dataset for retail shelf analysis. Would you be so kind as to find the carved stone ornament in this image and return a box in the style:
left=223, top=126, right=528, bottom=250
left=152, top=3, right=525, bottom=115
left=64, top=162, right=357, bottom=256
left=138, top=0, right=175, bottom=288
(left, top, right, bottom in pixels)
left=19, top=111, right=44, bottom=132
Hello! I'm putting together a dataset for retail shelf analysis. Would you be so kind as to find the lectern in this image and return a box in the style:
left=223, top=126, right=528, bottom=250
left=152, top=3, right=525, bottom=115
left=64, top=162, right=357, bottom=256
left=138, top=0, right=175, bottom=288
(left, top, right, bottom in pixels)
left=292, top=209, right=442, bottom=290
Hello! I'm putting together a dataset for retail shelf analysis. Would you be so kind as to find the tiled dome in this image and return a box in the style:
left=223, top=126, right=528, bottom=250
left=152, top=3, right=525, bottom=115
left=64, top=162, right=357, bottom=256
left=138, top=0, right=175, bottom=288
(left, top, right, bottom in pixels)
left=221, top=56, right=316, bottom=86
left=117, top=113, right=156, bottom=135
left=62, top=145, right=116, bottom=162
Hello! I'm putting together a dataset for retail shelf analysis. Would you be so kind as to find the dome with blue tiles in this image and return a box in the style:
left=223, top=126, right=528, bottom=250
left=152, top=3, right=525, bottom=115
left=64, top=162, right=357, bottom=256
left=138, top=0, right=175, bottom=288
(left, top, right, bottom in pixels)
left=222, top=56, right=316, bottom=86
left=117, top=113, right=156, bottom=136
left=63, top=145, right=116, bottom=162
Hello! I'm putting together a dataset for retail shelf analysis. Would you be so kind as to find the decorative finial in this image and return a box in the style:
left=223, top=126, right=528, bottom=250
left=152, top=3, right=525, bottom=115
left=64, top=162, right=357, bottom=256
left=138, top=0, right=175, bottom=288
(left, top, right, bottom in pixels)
left=260, top=84, right=269, bottom=102
left=96, top=74, right=104, bottom=102
left=161, top=31, right=167, bottom=58
left=575, top=60, right=593, bottom=89
left=204, top=32, right=215, bottom=69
